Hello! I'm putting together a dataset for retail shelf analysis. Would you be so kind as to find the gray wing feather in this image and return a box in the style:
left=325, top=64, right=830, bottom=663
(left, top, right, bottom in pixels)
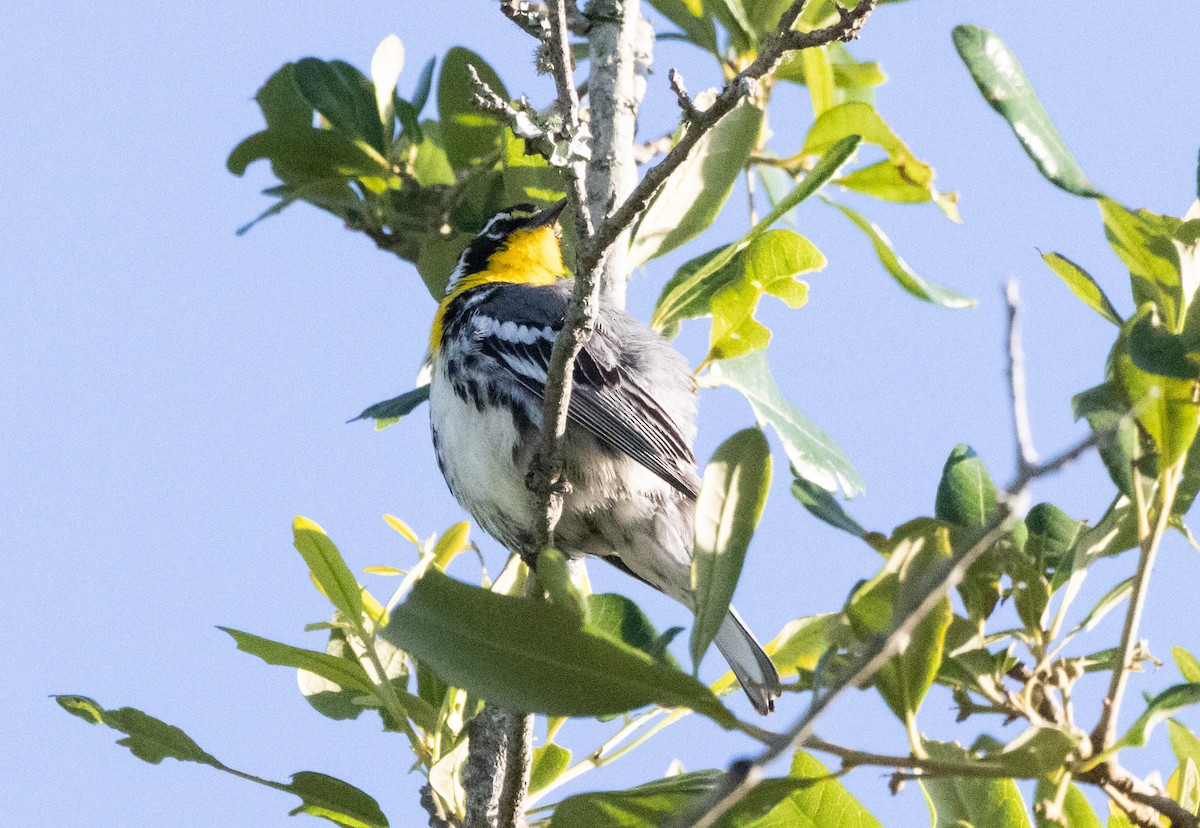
left=473, top=283, right=699, bottom=498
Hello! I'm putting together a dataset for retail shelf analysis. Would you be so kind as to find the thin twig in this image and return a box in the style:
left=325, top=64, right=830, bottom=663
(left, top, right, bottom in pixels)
left=499, top=0, right=551, bottom=40
left=577, top=0, right=877, bottom=277
left=1005, top=279, right=1039, bottom=470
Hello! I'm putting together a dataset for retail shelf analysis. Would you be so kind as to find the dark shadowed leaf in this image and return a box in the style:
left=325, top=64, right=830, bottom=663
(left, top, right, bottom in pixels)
left=1041, top=252, right=1123, bottom=325
left=953, top=25, right=1100, bottom=199
left=921, top=741, right=1033, bottom=828
left=936, top=444, right=997, bottom=529
left=691, top=428, right=772, bottom=669
left=709, top=351, right=863, bottom=497
left=437, top=47, right=508, bottom=170
left=286, top=771, right=389, bottom=828
left=220, top=627, right=375, bottom=694
left=294, top=58, right=387, bottom=154
left=549, top=771, right=724, bottom=828
left=54, top=695, right=220, bottom=767
left=791, top=475, right=866, bottom=536
left=1071, top=381, right=1138, bottom=501
left=381, top=569, right=735, bottom=724
left=227, top=128, right=388, bottom=182
left=829, top=200, right=976, bottom=308
left=587, top=593, right=680, bottom=669
left=350, top=385, right=431, bottom=429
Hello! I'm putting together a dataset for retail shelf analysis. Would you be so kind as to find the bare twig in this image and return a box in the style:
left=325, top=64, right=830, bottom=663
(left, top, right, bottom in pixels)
left=668, top=68, right=700, bottom=121
left=500, top=0, right=551, bottom=40
left=1077, top=760, right=1200, bottom=828
left=1005, top=279, right=1039, bottom=471
left=1091, top=456, right=1180, bottom=753
left=632, top=132, right=675, bottom=164
left=578, top=0, right=877, bottom=278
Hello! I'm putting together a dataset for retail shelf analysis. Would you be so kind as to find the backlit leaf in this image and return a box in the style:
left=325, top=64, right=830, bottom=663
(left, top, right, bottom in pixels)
left=1041, top=252, right=1122, bottom=325
left=294, top=517, right=366, bottom=624
left=438, top=47, right=508, bottom=170
left=691, top=428, right=772, bottom=669
left=921, top=740, right=1033, bottom=828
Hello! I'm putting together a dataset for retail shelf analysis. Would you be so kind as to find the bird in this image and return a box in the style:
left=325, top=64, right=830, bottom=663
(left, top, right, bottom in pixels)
left=426, top=200, right=782, bottom=715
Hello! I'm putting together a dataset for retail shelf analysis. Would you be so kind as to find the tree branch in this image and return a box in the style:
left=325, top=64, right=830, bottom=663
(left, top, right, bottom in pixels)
left=577, top=0, right=877, bottom=278
left=1005, top=279, right=1039, bottom=471
left=463, top=705, right=533, bottom=828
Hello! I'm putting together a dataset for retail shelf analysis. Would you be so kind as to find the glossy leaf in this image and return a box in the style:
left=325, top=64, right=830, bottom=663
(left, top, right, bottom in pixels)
left=791, top=476, right=866, bottom=537
left=1112, top=683, right=1200, bottom=751
left=437, top=47, right=508, bottom=170
left=653, top=136, right=859, bottom=334
left=709, top=351, right=864, bottom=497
left=1042, top=252, right=1123, bottom=325
left=630, top=99, right=762, bottom=266
left=829, top=200, right=976, bottom=308
left=935, top=444, right=997, bottom=529
left=691, top=428, right=772, bottom=669
left=350, top=385, right=431, bottom=429
left=381, top=569, right=736, bottom=724
left=294, top=517, right=366, bottom=624
left=707, top=229, right=821, bottom=362
left=1034, top=779, right=1101, bottom=828
left=921, top=741, right=1033, bottom=828
left=953, top=25, right=1101, bottom=198
left=294, top=58, right=387, bottom=154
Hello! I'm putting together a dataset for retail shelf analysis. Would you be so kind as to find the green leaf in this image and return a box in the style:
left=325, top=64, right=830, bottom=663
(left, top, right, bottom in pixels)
left=1113, top=306, right=1200, bottom=467
left=791, top=476, right=865, bottom=537
left=801, top=101, right=907, bottom=158
left=801, top=46, right=835, bottom=117
left=829, top=200, right=976, bottom=308
left=767, top=613, right=841, bottom=680
left=254, top=63, right=313, bottom=133
left=381, top=569, right=736, bottom=724
left=709, top=351, right=863, bottom=497
left=1167, top=756, right=1200, bottom=818
left=646, top=0, right=718, bottom=54
left=227, top=128, right=388, bottom=182
left=630, top=99, right=762, bottom=266
left=849, top=522, right=954, bottom=720
left=1177, top=646, right=1200, bottom=682
left=691, top=428, right=772, bottom=669
left=1041, top=252, right=1123, bottom=325
left=549, top=770, right=724, bottom=828
left=936, top=444, right=997, bottom=529
left=1112, top=683, right=1200, bottom=752
left=1072, top=381, right=1139, bottom=501
left=707, top=0, right=754, bottom=53
left=220, top=627, right=376, bottom=694
left=1170, top=719, right=1200, bottom=768
left=586, top=593, right=680, bottom=668
left=952, top=25, right=1101, bottom=198
left=54, top=695, right=221, bottom=767
left=294, top=517, right=366, bottom=625
left=411, top=120, right=456, bottom=187
left=921, top=741, right=1033, bottom=828
left=1034, top=779, right=1102, bottom=828
left=1025, top=502, right=1082, bottom=577
left=985, top=727, right=1077, bottom=778
left=437, top=47, right=508, bottom=170
left=654, top=136, right=859, bottom=334
left=707, top=229, right=821, bottom=362
left=837, top=160, right=933, bottom=204
left=747, top=750, right=884, bottom=827
left=350, top=385, right=430, bottom=429
left=294, top=58, right=388, bottom=154
left=285, top=771, right=389, bottom=828
left=529, top=743, right=572, bottom=796
left=1101, top=199, right=1186, bottom=331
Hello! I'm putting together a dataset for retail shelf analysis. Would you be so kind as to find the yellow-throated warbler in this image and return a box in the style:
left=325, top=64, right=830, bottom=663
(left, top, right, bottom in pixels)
left=428, top=201, right=782, bottom=714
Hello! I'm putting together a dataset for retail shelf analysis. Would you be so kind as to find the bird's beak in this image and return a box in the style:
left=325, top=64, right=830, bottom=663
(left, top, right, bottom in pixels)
left=532, top=198, right=568, bottom=228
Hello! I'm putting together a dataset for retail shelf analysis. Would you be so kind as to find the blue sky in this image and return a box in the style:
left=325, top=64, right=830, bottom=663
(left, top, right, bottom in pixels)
left=6, top=3, right=1200, bottom=826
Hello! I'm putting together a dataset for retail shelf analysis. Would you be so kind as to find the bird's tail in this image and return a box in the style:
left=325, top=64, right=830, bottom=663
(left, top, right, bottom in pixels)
left=714, top=606, right=782, bottom=716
